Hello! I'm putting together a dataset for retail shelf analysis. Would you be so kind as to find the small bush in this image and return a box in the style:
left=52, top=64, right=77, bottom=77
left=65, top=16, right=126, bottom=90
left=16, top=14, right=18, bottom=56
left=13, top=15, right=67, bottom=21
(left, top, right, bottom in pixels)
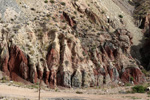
left=29, top=84, right=39, bottom=89
left=61, top=25, right=67, bottom=30
left=50, top=0, right=55, bottom=3
left=125, top=83, right=131, bottom=86
left=60, top=2, right=66, bottom=6
left=82, top=51, right=86, bottom=56
left=1, top=80, right=6, bottom=83
left=76, top=91, right=83, bottom=94
left=55, top=88, right=59, bottom=92
left=132, top=85, right=146, bottom=93
left=44, top=0, right=48, bottom=3
left=31, top=8, right=35, bottom=11
left=101, top=11, right=105, bottom=14
left=129, top=76, right=134, bottom=81
left=118, top=14, right=123, bottom=18
left=1, top=76, right=8, bottom=83
left=2, top=77, right=6, bottom=80
left=65, top=60, right=69, bottom=66
left=74, top=11, right=77, bottom=15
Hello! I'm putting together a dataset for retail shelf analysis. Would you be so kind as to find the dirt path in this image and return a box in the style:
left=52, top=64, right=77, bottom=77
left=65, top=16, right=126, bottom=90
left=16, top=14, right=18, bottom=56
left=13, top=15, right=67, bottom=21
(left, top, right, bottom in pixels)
left=0, top=84, right=149, bottom=100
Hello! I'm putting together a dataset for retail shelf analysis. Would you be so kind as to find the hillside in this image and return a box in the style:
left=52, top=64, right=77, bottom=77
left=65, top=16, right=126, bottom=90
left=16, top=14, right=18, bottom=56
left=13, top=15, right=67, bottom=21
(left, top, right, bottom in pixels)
left=0, top=0, right=149, bottom=89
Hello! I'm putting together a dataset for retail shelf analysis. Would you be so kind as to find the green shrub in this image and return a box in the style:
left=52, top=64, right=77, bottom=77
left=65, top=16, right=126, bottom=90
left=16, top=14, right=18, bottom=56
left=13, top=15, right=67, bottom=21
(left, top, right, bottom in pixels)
left=82, top=51, right=86, bottom=56
left=31, top=8, right=35, bottom=11
left=1, top=80, right=6, bottom=83
left=74, top=11, right=77, bottom=15
left=132, top=85, right=146, bottom=93
left=118, top=14, right=123, bottom=18
left=44, top=0, right=48, bottom=3
left=60, top=2, right=66, bottom=6
left=76, top=91, right=83, bottom=94
left=125, top=83, right=131, bottom=86
left=129, top=76, right=134, bottom=81
left=65, top=60, right=69, bottom=66
left=2, top=76, right=6, bottom=80
left=50, top=0, right=55, bottom=3
left=55, top=88, right=59, bottom=92
left=101, top=11, right=105, bottom=14
left=28, top=84, right=39, bottom=89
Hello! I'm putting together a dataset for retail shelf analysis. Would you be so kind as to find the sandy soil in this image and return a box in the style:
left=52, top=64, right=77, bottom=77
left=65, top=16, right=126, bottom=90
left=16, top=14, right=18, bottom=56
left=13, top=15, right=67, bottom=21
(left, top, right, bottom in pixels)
left=0, top=83, right=149, bottom=100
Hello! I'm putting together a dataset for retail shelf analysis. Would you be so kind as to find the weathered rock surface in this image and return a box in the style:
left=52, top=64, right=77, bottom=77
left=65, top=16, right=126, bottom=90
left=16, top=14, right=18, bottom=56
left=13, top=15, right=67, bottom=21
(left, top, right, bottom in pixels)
left=0, top=0, right=147, bottom=88
left=140, top=14, right=150, bottom=71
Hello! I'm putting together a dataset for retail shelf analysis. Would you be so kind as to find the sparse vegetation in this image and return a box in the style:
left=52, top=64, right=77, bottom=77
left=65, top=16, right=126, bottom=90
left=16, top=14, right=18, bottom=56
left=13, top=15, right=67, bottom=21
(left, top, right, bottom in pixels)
left=44, top=0, right=48, bottom=3
left=74, top=11, right=77, bottom=15
left=55, top=88, right=59, bottom=92
left=29, top=50, right=35, bottom=55
left=31, top=8, right=35, bottom=11
left=119, top=14, right=123, bottom=18
left=132, top=85, right=146, bottom=93
left=101, top=11, right=105, bottom=14
left=50, top=28, right=58, bottom=34
left=125, top=96, right=141, bottom=100
left=61, top=25, right=67, bottom=30
left=0, top=76, right=8, bottom=83
left=82, top=51, right=86, bottom=56
left=50, top=0, right=55, bottom=3
left=60, top=2, right=66, bottom=6
left=65, top=60, right=69, bottom=66
left=125, top=83, right=132, bottom=86
left=142, top=69, right=150, bottom=76
left=129, top=76, right=134, bottom=81
left=1, top=76, right=6, bottom=81
left=76, top=91, right=83, bottom=94
left=30, top=84, right=39, bottom=89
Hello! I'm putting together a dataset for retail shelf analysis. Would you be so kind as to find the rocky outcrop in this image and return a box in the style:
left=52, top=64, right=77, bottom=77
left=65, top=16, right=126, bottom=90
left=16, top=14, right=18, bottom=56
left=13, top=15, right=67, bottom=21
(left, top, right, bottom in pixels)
left=139, top=14, right=150, bottom=71
left=85, top=9, right=101, bottom=24
left=143, top=14, right=150, bottom=37
left=121, top=67, right=145, bottom=84
left=0, top=40, right=10, bottom=76
left=89, top=29, right=145, bottom=85
left=0, top=0, right=147, bottom=88
left=0, top=28, right=145, bottom=87
left=62, top=12, right=76, bottom=28
left=8, top=45, right=29, bottom=81
left=133, top=0, right=150, bottom=28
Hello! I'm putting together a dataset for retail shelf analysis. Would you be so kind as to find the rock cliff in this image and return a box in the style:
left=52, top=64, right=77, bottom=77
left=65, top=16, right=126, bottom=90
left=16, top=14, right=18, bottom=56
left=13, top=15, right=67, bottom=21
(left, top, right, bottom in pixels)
left=133, top=0, right=150, bottom=72
left=0, top=0, right=147, bottom=88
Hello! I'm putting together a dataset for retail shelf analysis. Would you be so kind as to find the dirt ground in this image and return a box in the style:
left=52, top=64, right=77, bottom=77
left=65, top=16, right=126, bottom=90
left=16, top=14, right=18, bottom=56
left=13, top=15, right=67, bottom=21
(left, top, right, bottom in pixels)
left=0, top=83, right=149, bottom=100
